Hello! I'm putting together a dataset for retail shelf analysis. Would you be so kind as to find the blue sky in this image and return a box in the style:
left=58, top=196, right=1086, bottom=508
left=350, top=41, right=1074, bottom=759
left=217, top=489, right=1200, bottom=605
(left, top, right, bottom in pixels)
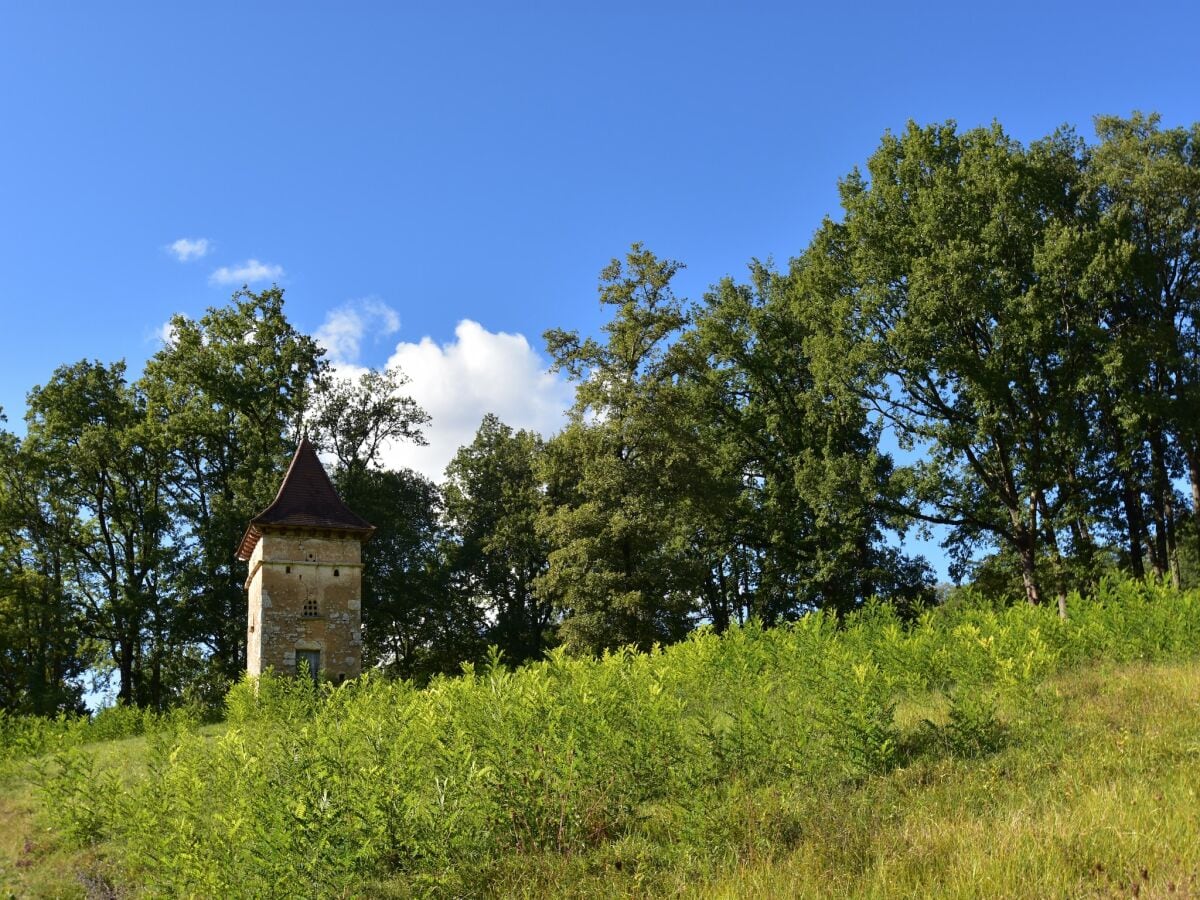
left=1, top=2, right=1197, bottom=580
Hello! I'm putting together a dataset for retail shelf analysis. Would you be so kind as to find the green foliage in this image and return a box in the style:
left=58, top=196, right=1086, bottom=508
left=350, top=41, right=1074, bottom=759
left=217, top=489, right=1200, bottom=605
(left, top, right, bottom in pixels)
left=539, top=245, right=700, bottom=653
left=307, top=366, right=429, bottom=475
left=940, top=684, right=1005, bottom=758
left=142, top=287, right=328, bottom=686
left=337, top=466, right=475, bottom=682
left=32, top=577, right=1200, bottom=896
left=444, top=414, right=555, bottom=664
left=35, top=745, right=118, bottom=846
left=0, top=702, right=206, bottom=773
left=680, top=264, right=934, bottom=623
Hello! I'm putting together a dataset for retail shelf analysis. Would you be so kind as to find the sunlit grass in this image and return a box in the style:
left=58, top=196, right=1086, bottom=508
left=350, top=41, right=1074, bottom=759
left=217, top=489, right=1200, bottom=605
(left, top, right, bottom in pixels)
left=4, top=667, right=1200, bottom=897
left=700, top=662, right=1200, bottom=899
left=0, top=727, right=225, bottom=899
left=443, top=662, right=1200, bottom=898
left=5, top=578, right=1200, bottom=898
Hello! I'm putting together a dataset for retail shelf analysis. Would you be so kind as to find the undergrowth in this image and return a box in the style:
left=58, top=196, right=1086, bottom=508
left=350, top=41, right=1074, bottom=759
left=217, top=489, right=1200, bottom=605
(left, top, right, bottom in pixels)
left=16, top=577, right=1200, bottom=897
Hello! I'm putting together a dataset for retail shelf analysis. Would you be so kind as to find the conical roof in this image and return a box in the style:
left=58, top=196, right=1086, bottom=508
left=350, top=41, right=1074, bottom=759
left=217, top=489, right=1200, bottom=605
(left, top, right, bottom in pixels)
left=236, top=438, right=374, bottom=560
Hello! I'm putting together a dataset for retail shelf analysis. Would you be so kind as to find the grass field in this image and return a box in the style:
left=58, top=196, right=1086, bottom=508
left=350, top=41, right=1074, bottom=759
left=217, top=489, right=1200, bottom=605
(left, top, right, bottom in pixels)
left=3, top=660, right=1199, bottom=898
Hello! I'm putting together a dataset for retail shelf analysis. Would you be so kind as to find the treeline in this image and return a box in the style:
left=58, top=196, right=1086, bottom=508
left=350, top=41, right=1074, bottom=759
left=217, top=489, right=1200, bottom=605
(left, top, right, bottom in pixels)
left=1, top=112, right=1197, bottom=713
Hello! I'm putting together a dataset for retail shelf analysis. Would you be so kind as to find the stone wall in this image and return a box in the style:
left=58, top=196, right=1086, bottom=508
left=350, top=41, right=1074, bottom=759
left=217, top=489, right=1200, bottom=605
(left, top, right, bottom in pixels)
left=245, top=529, right=363, bottom=679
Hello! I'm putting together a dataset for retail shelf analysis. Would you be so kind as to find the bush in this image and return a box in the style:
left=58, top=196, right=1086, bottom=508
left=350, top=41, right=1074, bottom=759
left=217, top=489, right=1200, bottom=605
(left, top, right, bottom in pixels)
left=36, top=577, right=1200, bottom=896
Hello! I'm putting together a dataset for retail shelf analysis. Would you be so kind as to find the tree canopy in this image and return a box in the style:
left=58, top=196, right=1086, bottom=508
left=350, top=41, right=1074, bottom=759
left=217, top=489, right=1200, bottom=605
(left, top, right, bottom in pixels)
left=2, top=112, right=1197, bottom=711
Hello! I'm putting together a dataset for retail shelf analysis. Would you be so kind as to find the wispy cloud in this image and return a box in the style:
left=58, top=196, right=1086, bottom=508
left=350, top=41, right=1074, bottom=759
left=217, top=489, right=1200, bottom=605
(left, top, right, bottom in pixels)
left=315, top=299, right=402, bottom=363
left=209, top=259, right=284, bottom=286
left=167, top=237, right=211, bottom=262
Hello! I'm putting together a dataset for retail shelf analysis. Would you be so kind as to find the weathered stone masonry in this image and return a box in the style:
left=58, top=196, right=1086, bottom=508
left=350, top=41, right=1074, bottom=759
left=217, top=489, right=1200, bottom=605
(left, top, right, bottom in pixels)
left=237, top=438, right=374, bottom=680
left=244, top=532, right=364, bottom=678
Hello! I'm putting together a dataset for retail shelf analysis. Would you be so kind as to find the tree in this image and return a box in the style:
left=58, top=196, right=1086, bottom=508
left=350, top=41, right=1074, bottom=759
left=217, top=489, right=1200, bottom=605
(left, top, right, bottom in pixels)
left=444, top=414, right=555, bottom=663
left=539, top=245, right=699, bottom=652
left=141, top=287, right=325, bottom=685
left=349, top=467, right=480, bottom=681
left=820, top=121, right=1091, bottom=611
left=1082, top=113, right=1200, bottom=585
left=307, top=363, right=474, bottom=680
left=0, top=421, right=88, bottom=714
left=23, top=361, right=177, bottom=706
left=307, top=367, right=429, bottom=477
left=680, top=260, right=933, bottom=622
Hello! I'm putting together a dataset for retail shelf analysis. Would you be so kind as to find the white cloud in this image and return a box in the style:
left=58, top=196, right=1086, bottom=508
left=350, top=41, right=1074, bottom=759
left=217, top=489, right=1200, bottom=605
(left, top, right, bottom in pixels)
left=168, top=237, right=212, bottom=261
left=315, top=299, right=402, bottom=364
left=209, top=259, right=284, bottom=285
left=149, top=313, right=192, bottom=347
left=365, top=319, right=573, bottom=481
left=156, top=319, right=178, bottom=345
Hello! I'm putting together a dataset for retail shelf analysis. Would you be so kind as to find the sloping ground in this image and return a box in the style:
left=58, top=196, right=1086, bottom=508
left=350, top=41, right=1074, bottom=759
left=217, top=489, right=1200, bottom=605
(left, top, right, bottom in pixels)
left=0, top=735, right=140, bottom=899
left=701, top=661, right=1200, bottom=899
left=3, top=661, right=1199, bottom=898
left=0, top=730, right=214, bottom=899
left=457, top=661, right=1200, bottom=899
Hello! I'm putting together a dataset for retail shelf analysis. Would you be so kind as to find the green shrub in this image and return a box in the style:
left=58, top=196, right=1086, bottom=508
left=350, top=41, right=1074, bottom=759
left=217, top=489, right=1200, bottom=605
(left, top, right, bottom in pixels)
left=34, top=576, right=1200, bottom=896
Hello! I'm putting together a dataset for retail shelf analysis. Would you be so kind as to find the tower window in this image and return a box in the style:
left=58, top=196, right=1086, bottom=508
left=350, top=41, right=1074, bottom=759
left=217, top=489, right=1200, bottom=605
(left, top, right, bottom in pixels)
left=285, top=566, right=291, bottom=574
left=334, top=569, right=340, bottom=577
left=303, top=597, right=319, bottom=617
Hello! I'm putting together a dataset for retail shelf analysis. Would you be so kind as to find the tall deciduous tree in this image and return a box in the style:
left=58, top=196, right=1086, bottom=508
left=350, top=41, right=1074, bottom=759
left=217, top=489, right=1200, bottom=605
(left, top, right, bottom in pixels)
left=539, top=245, right=698, bottom=652
left=444, top=414, right=555, bottom=662
left=1084, top=113, right=1200, bottom=585
left=820, top=122, right=1090, bottom=610
left=141, top=287, right=325, bottom=685
left=346, top=467, right=474, bottom=681
left=307, top=367, right=429, bottom=477
left=681, top=261, right=933, bottom=622
left=307, top=365, right=466, bottom=681
left=0, top=420, right=88, bottom=714
left=24, top=361, right=177, bottom=706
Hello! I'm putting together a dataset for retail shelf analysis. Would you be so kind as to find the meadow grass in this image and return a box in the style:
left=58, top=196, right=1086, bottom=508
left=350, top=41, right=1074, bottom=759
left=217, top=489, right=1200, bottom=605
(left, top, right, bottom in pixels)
left=4, top=579, right=1200, bottom=897
left=705, top=661, right=1200, bottom=899
left=3, top=666, right=1198, bottom=898
left=1, top=735, right=149, bottom=899
left=440, top=662, right=1200, bottom=899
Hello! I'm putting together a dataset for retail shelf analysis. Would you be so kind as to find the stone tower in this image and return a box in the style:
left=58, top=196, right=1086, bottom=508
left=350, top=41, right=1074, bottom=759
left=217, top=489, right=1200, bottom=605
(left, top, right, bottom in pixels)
left=236, top=438, right=374, bottom=681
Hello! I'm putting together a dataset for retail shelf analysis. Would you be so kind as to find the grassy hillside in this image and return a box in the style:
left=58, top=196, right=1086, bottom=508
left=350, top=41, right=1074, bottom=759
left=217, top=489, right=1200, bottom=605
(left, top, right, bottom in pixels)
left=4, top=580, right=1200, bottom=897
left=704, top=661, right=1200, bottom=899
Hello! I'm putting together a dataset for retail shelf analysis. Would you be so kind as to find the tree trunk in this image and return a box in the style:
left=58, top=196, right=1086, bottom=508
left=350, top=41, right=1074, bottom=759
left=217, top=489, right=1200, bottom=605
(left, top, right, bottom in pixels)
left=117, top=641, right=135, bottom=705
left=1185, top=439, right=1200, bottom=521
left=1121, top=478, right=1147, bottom=579
left=1165, top=491, right=1181, bottom=589
left=1015, top=529, right=1043, bottom=606
left=1149, top=429, right=1171, bottom=580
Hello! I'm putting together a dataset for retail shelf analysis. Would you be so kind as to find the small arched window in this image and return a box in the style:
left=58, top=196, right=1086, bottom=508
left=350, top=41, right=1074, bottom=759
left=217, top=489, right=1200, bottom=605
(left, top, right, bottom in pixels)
left=333, top=569, right=340, bottom=577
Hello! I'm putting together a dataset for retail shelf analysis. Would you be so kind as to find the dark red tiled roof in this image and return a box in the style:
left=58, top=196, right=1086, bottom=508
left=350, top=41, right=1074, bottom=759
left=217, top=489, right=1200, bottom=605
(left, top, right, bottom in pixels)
left=236, top=438, right=374, bottom=560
